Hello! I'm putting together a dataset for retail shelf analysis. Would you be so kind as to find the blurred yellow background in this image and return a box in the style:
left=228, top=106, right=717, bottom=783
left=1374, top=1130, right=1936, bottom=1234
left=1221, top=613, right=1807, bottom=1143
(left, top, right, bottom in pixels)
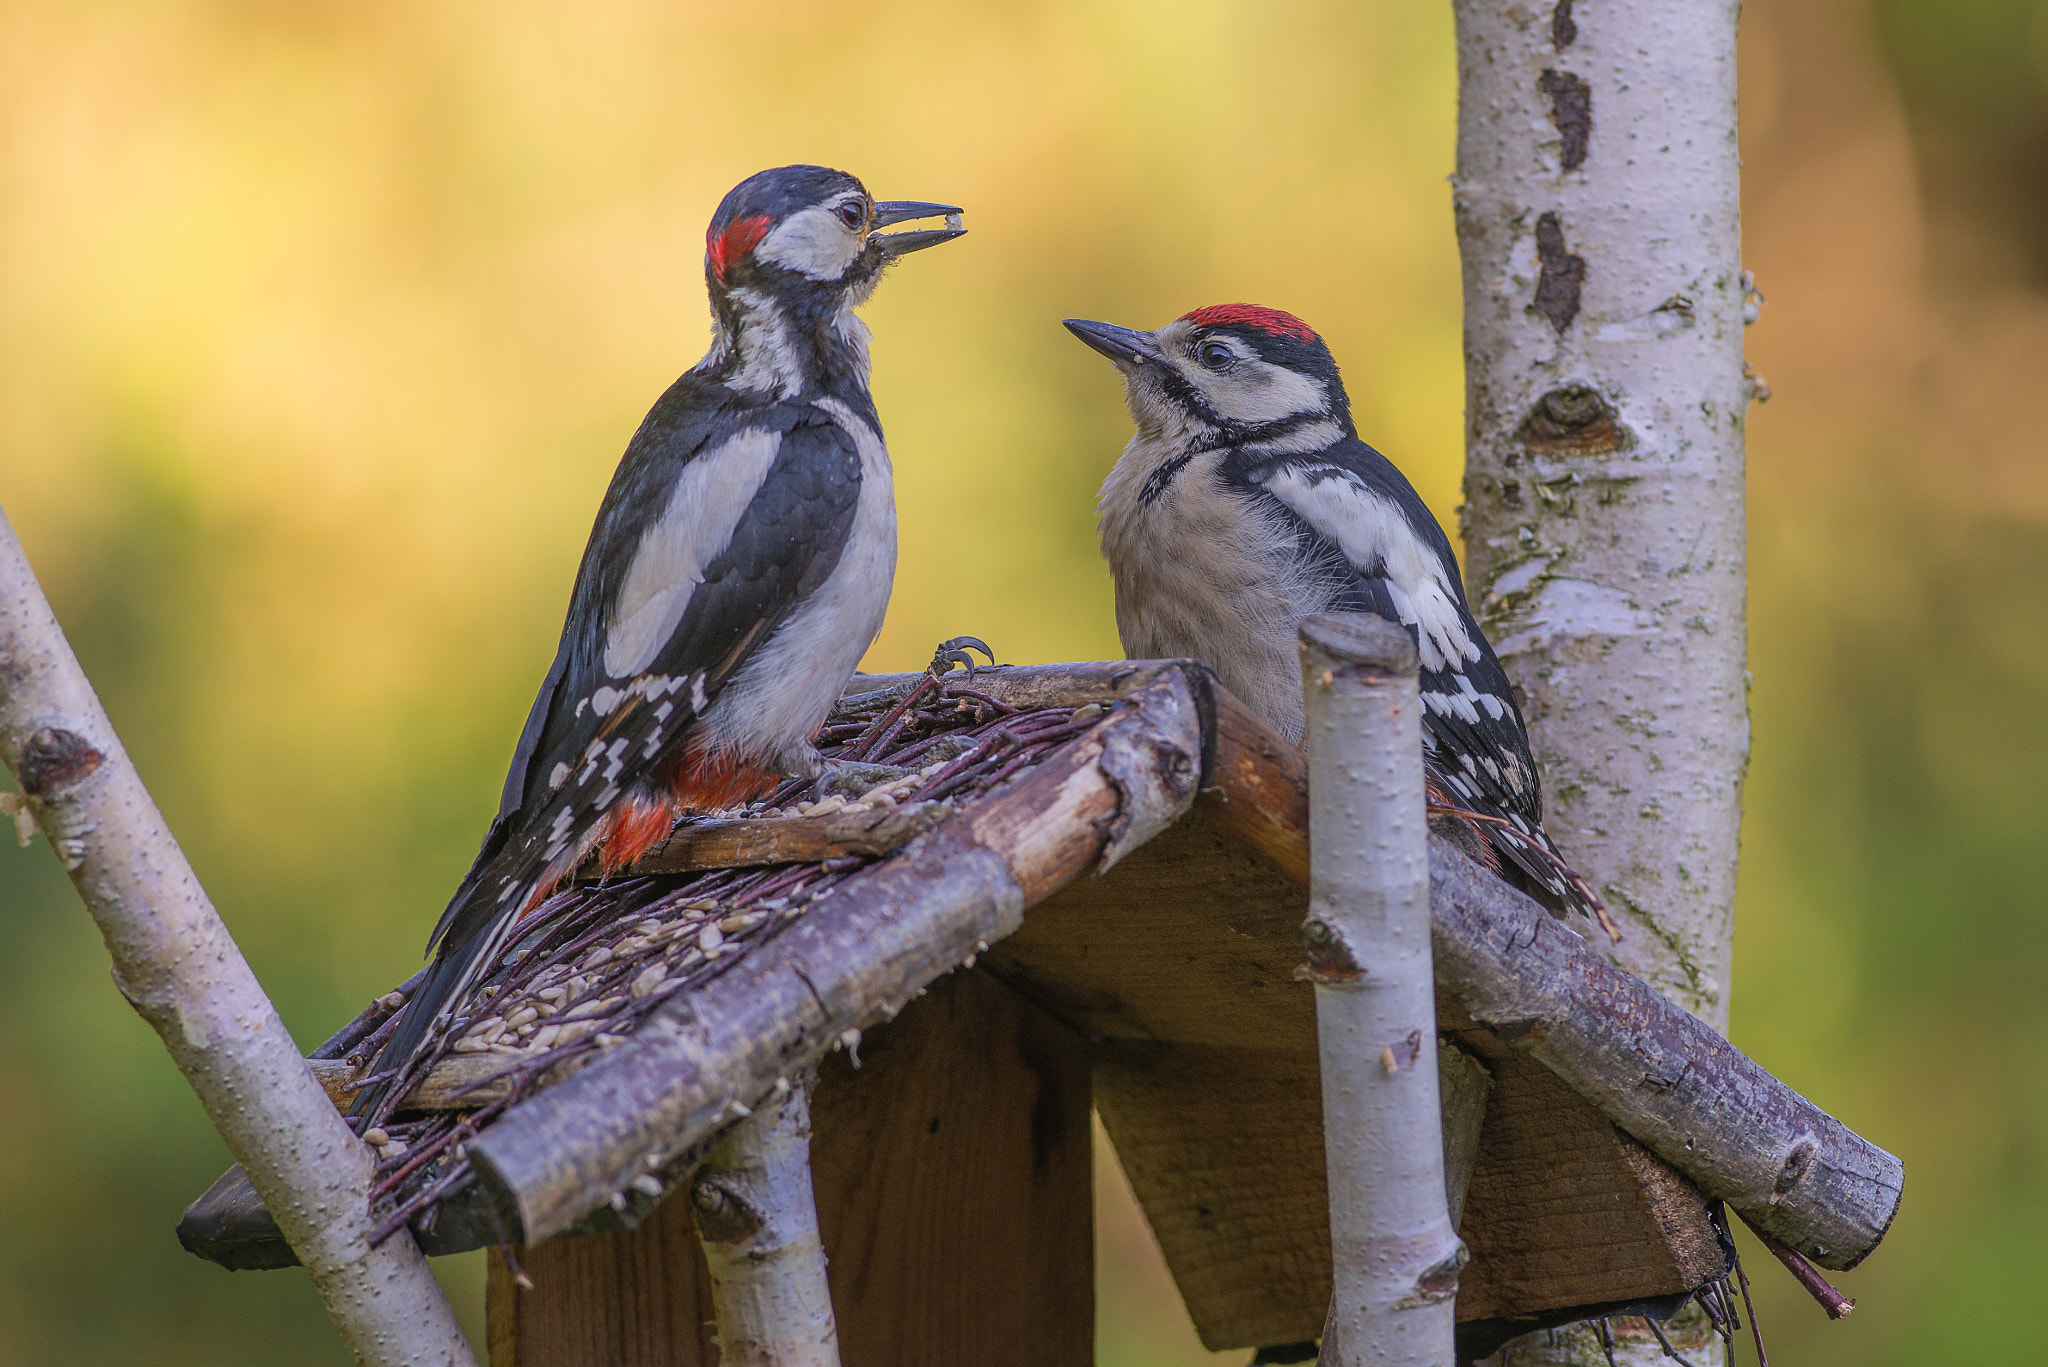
left=0, top=0, right=2039, bottom=1362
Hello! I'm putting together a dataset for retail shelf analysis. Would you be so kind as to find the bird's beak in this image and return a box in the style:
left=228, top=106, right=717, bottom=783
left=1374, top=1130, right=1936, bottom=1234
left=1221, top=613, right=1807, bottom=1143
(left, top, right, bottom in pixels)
left=1063, top=318, right=1162, bottom=367
left=871, top=200, right=966, bottom=257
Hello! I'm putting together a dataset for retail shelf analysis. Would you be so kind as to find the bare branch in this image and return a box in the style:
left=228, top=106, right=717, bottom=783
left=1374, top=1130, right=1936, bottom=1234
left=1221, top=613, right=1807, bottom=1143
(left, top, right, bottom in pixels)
left=0, top=508, right=476, bottom=1367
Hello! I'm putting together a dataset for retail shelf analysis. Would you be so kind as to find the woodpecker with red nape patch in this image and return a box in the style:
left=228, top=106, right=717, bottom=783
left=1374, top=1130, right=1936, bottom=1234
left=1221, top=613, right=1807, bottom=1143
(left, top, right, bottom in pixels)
left=356, top=166, right=965, bottom=1118
left=1066, top=304, right=1608, bottom=929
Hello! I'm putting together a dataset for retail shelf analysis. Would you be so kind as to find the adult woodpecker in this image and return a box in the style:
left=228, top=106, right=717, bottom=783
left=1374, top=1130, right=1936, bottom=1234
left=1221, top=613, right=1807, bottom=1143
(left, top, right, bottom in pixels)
left=1065, top=304, right=1607, bottom=928
left=357, top=166, right=965, bottom=1118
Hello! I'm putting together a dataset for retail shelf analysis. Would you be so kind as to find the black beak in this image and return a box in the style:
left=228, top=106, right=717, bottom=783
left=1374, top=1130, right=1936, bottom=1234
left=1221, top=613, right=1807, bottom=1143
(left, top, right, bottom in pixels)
left=872, top=200, right=966, bottom=257
left=1064, top=318, right=1161, bottom=366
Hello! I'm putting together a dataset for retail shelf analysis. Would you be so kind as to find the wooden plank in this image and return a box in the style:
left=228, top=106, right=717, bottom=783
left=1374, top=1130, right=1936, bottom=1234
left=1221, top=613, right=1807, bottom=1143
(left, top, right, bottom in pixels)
left=1442, top=999, right=1724, bottom=1320
left=487, top=1193, right=720, bottom=1367
left=988, top=807, right=1723, bottom=1349
left=809, top=969, right=1094, bottom=1367
left=486, top=969, right=1093, bottom=1367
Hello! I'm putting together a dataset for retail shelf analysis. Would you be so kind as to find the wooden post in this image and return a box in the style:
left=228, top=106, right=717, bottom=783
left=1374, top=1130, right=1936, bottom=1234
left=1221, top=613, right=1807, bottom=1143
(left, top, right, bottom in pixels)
left=690, top=1076, right=841, bottom=1367
left=0, top=508, right=477, bottom=1366
left=1300, top=613, right=1462, bottom=1366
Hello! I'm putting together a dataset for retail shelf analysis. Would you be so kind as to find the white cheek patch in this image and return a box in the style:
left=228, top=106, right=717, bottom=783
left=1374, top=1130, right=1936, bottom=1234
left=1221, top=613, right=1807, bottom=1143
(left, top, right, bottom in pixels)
left=604, top=427, right=784, bottom=679
left=757, top=205, right=865, bottom=281
left=1198, top=358, right=1327, bottom=424
left=1258, top=466, right=1481, bottom=672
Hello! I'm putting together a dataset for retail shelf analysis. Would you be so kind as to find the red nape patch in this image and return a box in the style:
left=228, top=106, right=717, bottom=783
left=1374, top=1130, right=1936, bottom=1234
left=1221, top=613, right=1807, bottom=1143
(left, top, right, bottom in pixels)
left=1179, top=303, right=1318, bottom=342
left=707, top=214, right=773, bottom=283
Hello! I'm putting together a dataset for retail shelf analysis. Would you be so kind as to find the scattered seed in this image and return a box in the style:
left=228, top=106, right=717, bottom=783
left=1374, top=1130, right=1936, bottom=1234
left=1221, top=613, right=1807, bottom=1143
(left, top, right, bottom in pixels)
left=363, top=1128, right=389, bottom=1146
left=698, top=924, right=725, bottom=953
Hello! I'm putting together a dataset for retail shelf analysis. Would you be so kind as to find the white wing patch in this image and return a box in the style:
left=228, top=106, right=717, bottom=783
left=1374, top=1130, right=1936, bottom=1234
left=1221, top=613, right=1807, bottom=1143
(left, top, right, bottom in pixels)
left=604, top=428, right=784, bottom=679
left=1257, top=465, right=1480, bottom=672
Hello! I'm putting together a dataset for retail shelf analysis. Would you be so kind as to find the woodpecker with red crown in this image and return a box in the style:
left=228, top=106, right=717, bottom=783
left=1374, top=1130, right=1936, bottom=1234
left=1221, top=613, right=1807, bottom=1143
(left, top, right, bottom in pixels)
left=356, top=166, right=966, bottom=1119
left=1066, top=305, right=1610, bottom=929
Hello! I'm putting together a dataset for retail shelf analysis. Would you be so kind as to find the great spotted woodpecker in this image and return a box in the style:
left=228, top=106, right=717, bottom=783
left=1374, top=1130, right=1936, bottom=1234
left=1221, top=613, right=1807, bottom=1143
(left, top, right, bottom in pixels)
left=1066, top=304, right=1607, bottom=927
left=358, top=166, right=964, bottom=1117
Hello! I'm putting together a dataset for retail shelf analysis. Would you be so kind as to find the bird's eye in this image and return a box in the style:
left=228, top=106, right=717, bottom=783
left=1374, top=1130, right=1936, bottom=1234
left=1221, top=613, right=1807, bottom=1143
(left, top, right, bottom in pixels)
left=835, top=200, right=868, bottom=230
left=1198, top=340, right=1235, bottom=371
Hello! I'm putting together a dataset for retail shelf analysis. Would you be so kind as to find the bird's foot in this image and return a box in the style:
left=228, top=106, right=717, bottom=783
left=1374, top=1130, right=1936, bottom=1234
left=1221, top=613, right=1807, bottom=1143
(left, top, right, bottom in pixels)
left=814, top=759, right=915, bottom=800
left=928, top=635, right=995, bottom=679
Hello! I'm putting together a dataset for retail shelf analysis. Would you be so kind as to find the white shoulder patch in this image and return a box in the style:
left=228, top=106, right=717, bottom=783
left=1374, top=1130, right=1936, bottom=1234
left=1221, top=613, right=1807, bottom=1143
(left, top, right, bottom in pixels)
left=1257, top=464, right=1480, bottom=672
left=604, top=427, right=784, bottom=679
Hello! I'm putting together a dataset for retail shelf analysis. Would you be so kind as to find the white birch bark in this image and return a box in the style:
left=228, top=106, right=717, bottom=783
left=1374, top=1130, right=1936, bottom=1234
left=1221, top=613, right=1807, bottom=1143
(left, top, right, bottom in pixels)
left=1451, top=2, right=1748, bottom=1362
left=0, top=509, right=477, bottom=1366
left=1300, top=614, right=1463, bottom=1367
left=689, top=1074, right=843, bottom=1367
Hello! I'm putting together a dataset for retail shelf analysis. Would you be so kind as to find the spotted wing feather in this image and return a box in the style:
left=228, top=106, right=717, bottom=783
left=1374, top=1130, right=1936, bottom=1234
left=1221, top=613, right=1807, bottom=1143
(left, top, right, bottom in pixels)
left=360, top=397, right=861, bottom=1116
left=1239, top=440, right=1590, bottom=915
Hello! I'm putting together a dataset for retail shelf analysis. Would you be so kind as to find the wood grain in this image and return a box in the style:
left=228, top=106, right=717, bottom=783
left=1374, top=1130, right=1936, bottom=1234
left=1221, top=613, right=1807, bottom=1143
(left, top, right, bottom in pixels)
left=486, top=969, right=1092, bottom=1367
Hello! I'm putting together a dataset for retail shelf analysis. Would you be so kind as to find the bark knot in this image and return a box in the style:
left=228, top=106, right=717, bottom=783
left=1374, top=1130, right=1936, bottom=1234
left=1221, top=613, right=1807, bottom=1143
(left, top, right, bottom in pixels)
left=690, top=1173, right=765, bottom=1245
left=1515, top=385, right=1627, bottom=456
left=18, top=726, right=104, bottom=799
left=1299, top=916, right=1364, bottom=982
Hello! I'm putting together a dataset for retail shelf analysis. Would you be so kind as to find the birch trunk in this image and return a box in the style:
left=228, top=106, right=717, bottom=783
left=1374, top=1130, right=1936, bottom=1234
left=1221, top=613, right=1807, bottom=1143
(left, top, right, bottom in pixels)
left=1451, top=2, right=1749, bottom=1361
left=690, top=1075, right=843, bottom=1367
left=1300, top=615, right=1463, bottom=1367
left=0, top=509, right=477, bottom=1367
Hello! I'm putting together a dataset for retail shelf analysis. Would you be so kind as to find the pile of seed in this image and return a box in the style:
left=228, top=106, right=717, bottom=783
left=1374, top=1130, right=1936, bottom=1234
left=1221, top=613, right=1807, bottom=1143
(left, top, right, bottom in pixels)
left=357, top=668, right=1120, bottom=1244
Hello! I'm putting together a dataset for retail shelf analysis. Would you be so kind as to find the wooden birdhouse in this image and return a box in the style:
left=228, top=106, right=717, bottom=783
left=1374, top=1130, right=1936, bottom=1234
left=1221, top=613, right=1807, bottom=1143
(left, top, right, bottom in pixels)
left=180, top=659, right=1901, bottom=1365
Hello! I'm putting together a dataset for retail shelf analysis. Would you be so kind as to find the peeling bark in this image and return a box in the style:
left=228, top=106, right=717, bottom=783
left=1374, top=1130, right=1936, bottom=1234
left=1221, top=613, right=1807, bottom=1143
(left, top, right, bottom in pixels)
left=1453, top=2, right=1748, bottom=1361
left=0, top=510, right=476, bottom=1367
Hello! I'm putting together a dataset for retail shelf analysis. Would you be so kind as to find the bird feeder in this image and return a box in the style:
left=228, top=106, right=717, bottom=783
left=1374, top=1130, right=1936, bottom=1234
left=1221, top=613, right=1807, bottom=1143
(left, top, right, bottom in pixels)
left=179, top=658, right=1901, bottom=1365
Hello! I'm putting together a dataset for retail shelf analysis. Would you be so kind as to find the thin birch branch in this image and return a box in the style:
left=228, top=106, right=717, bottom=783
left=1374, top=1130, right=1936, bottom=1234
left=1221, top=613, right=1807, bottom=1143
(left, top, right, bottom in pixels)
left=690, top=1073, right=842, bottom=1367
left=0, top=507, right=477, bottom=1367
left=1300, top=614, right=1462, bottom=1367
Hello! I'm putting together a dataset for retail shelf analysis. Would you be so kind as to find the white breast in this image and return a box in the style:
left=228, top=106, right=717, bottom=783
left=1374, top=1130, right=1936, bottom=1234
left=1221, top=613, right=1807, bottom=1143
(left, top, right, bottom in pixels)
left=697, top=397, right=896, bottom=773
left=1098, top=440, right=1331, bottom=741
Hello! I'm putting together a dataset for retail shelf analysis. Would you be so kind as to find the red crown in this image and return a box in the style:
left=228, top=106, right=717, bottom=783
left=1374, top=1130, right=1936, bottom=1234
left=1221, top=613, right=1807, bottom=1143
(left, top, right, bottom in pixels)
left=1178, top=303, right=1317, bottom=342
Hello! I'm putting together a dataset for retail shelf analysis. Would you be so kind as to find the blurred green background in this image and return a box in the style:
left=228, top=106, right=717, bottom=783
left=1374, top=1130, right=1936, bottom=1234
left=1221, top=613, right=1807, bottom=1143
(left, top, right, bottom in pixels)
left=0, top=0, right=2039, bottom=1362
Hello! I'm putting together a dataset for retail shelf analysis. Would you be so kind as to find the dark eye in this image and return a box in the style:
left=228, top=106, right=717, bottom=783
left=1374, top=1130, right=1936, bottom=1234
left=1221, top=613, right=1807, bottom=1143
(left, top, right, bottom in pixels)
left=1198, top=340, right=1235, bottom=371
left=835, top=200, right=867, bottom=230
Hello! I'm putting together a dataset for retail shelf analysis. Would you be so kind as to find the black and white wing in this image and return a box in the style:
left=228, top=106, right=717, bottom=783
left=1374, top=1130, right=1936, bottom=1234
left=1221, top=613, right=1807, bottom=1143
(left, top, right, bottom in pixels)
left=1238, top=439, right=1595, bottom=917
left=358, top=387, right=864, bottom=1115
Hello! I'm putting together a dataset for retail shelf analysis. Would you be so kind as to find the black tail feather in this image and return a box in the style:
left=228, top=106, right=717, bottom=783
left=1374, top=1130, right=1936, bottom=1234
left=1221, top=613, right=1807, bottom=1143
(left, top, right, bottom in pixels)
left=349, top=926, right=498, bottom=1121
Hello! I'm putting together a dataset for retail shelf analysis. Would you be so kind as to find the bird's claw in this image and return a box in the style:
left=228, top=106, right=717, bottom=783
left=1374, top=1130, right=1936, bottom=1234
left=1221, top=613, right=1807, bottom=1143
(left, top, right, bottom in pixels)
left=929, top=636, right=995, bottom=679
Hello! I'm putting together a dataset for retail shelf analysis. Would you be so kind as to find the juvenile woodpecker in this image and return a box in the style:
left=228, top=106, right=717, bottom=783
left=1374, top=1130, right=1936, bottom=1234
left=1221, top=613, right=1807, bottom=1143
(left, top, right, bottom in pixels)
left=358, top=166, right=964, bottom=1116
left=1066, top=304, right=1604, bottom=924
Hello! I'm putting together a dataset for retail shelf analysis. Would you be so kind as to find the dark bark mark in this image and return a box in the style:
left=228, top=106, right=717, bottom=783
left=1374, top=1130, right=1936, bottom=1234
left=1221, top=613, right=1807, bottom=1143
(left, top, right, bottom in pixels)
left=1553, top=0, right=1577, bottom=50
left=1300, top=915, right=1363, bottom=982
left=1539, top=69, right=1592, bottom=171
left=1515, top=385, right=1627, bottom=455
left=688, top=1173, right=764, bottom=1244
left=18, top=726, right=104, bottom=798
left=1532, top=213, right=1586, bottom=333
